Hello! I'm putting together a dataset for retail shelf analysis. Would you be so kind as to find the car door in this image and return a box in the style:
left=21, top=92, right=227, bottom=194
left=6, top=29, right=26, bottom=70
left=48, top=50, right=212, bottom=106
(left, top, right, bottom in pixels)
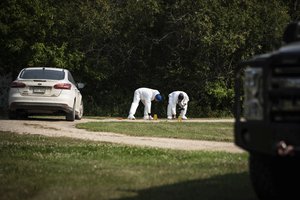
left=68, top=71, right=82, bottom=111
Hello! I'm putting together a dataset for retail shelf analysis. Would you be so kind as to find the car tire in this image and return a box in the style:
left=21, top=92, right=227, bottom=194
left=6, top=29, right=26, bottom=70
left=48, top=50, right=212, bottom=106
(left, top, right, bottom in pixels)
left=75, top=100, right=83, bottom=120
left=66, top=100, right=76, bottom=121
left=249, top=153, right=300, bottom=200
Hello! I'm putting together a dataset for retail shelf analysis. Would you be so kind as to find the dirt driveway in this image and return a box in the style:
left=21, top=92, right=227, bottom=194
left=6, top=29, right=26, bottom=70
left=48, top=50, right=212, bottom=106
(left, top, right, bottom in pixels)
left=0, top=117, right=244, bottom=153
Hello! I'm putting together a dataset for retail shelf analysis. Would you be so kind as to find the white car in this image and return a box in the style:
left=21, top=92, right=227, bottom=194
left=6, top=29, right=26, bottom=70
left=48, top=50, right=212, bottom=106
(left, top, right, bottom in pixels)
left=8, top=67, right=84, bottom=121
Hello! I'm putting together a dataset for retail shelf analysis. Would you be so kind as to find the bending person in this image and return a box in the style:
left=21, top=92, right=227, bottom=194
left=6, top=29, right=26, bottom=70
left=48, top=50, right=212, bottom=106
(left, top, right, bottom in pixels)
left=128, top=87, right=163, bottom=120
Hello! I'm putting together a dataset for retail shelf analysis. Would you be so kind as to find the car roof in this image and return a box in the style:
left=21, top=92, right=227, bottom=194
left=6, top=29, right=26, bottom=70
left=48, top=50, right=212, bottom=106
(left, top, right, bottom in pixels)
left=22, top=67, right=68, bottom=72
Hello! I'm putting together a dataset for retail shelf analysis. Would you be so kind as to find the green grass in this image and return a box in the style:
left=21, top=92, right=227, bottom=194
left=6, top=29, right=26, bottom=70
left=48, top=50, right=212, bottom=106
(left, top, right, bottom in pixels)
left=0, top=131, right=257, bottom=200
left=76, top=121, right=234, bottom=142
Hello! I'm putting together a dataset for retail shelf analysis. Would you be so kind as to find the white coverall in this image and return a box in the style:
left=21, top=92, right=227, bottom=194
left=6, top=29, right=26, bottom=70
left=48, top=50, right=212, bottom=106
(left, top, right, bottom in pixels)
left=167, top=91, right=189, bottom=120
left=128, top=88, right=160, bottom=120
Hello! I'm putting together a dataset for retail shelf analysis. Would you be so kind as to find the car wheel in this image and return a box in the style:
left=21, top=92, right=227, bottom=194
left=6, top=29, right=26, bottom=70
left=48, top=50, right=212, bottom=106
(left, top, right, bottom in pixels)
left=249, top=153, right=299, bottom=200
left=66, top=100, right=76, bottom=121
left=75, top=101, right=83, bottom=120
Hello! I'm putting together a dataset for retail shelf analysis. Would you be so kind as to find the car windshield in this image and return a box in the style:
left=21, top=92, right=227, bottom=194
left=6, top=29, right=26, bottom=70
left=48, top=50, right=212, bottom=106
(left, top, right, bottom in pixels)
left=20, top=69, right=65, bottom=80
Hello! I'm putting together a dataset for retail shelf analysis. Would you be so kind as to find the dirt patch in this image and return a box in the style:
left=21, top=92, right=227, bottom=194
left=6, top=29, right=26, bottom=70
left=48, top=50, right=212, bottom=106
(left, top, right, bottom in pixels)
left=0, top=117, right=244, bottom=153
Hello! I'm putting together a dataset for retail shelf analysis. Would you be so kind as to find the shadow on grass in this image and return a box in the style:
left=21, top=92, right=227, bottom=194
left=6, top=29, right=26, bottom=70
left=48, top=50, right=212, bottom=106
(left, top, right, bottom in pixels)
left=0, top=109, right=68, bottom=121
left=116, top=172, right=258, bottom=200
left=0, top=115, right=66, bottom=121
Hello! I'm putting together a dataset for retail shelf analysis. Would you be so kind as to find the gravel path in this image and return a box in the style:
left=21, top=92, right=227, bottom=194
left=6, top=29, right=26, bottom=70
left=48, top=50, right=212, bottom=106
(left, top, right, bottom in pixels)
left=0, top=118, right=244, bottom=153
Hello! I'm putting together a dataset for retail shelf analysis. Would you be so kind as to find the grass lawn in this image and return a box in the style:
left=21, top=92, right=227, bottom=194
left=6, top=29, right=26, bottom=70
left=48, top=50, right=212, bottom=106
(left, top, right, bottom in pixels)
left=0, top=131, right=257, bottom=200
left=76, top=121, right=234, bottom=142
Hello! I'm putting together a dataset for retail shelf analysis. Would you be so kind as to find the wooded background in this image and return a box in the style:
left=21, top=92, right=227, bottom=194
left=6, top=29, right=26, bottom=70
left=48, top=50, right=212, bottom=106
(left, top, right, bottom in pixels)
left=0, top=0, right=299, bottom=117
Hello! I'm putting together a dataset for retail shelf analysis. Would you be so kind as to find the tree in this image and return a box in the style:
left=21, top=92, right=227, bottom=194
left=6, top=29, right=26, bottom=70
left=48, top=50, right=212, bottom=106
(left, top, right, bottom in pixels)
left=0, top=0, right=292, bottom=117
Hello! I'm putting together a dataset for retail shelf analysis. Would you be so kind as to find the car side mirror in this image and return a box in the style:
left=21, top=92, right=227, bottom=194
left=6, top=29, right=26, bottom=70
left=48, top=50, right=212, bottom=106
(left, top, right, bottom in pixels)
left=282, top=21, right=300, bottom=44
left=77, top=82, right=85, bottom=89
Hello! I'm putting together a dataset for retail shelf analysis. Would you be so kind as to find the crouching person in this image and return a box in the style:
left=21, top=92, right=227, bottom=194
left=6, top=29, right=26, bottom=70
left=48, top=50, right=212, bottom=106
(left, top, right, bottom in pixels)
left=167, top=91, right=189, bottom=120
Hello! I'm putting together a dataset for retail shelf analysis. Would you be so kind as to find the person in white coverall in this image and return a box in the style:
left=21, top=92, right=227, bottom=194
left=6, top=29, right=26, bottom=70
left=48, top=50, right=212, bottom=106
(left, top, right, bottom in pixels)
left=167, top=91, right=189, bottom=120
left=128, top=88, right=163, bottom=120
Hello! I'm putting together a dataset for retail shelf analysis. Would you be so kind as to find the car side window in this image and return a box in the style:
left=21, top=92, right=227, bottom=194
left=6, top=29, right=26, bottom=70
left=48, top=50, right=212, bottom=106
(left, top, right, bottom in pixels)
left=68, top=72, right=76, bottom=85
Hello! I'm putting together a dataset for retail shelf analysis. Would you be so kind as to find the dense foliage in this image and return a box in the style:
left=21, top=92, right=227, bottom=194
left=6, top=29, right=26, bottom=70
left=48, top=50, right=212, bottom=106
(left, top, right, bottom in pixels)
left=0, top=0, right=297, bottom=117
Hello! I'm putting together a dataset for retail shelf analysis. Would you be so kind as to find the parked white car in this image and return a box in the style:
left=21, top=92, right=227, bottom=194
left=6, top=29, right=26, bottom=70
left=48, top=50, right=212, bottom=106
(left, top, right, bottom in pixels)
left=8, top=67, right=84, bottom=121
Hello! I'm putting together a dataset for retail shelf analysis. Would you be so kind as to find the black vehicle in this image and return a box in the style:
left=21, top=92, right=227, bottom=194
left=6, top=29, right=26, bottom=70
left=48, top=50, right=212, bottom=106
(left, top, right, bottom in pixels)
left=234, top=22, right=300, bottom=200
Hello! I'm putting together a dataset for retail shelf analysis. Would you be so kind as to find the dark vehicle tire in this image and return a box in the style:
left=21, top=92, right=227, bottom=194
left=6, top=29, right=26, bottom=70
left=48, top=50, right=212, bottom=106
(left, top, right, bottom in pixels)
left=249, top=153, right=300, bottom=200
left=75, top=101, right=83, bottom=120
left=66, top=101, right=76, bottom=121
